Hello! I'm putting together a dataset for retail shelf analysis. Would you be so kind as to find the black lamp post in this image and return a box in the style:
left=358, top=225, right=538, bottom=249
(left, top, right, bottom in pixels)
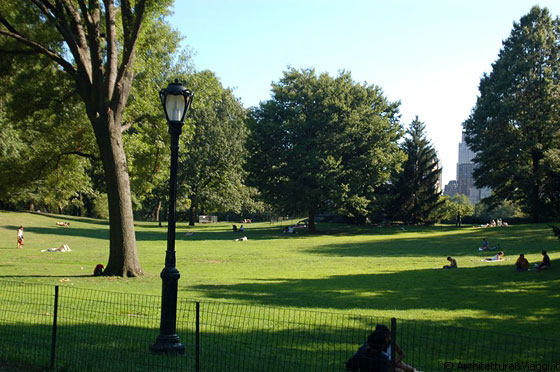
left=150, top=79, right=194, bottom=354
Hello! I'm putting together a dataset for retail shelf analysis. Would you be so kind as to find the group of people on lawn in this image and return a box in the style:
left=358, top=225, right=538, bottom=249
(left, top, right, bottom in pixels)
left=442, top=237, right=551, bottom=272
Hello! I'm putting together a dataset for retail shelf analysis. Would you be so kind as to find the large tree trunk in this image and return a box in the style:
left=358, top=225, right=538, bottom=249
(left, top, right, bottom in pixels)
left=93, top=115, right=143, bottom=277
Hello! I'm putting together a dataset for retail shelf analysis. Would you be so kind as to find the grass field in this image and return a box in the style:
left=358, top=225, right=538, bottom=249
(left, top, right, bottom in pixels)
left=1, top=210, right=559, bottom=340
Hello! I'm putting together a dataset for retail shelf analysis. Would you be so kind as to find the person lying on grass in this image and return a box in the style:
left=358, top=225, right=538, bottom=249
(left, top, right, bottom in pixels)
left=483, top=251, right=505, bottom=261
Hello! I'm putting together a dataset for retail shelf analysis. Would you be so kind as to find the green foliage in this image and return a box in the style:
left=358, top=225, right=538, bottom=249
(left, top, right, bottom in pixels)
left=438, top=194, right=475, bottom=222
left=0, top=50, right=97, bottom=211
left=246, top=68, right=405, bottom=228
left=92, top=193, right=109, bottom=219
left=124, top=12, right=189, bottom=208
left=463, top=6, right=560, bottom=221
left=173, top=70, right=249, bottom=224
left=390, top=116, right=443, bottom=224
left=474, top=200, right=526, bottom=221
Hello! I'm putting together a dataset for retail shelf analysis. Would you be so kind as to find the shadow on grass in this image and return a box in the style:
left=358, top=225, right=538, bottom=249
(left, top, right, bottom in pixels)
left=27, top=211, right=110, bottom=226
left=188, top=261, right=560, bottom=333
left=0, top=321, right=375, bottom=372
left=2, top=306, right=559, bottom=372
left=3, top=226, right=110, bottom=241
left=0, top=275, right=92, bottom=278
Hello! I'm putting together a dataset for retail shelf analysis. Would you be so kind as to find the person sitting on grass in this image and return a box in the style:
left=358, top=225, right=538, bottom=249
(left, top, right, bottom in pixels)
left=376, top=324, right=420, bottom=372
left=443, top=256, right=458, bottom=269
left=484, top=251, right=505, bottom=261
left=283, top=226, right=295, bottom=234
left=479, top=238, right=489, bottom=251
left=515, top=254, right=529, bottom=271
left=534, top=250, right=551, bottom=271
left=346, top=330, right=388, bottom=372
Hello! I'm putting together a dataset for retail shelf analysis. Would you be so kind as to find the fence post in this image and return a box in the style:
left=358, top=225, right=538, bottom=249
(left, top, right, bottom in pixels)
left=196, top=302, right=200, bottom=372
left=50, top=285, right=59, bottom=371
left=390, top=317, right=397, bottom=372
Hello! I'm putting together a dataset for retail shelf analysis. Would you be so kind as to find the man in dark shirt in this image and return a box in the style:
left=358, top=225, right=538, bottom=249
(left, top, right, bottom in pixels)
left=346, top=331, right=388, bottom=372
left=536, top=250, right=551, bottom=271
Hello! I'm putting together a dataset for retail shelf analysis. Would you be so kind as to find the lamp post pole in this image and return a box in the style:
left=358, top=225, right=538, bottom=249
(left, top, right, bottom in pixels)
left=150, top=80, right=194, bottom=354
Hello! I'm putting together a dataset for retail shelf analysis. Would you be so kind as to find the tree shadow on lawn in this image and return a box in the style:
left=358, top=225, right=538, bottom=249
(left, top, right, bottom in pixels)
left=0, top=322, right=376, bottom=372
left=305, top=225, right=557, bottom=258
left=170, top=223, right=555, bottom=245
left=188, top=262, right=560, bottom=333
left=10, top=226, right=110, bottom=240
left=0, top=275, right=92, bottom=278
left=27, top=211, right=110, bottom=226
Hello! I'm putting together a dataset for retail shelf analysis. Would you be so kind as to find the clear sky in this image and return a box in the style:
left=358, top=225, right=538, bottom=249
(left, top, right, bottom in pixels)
left=168, top=1, right=560, bottom=185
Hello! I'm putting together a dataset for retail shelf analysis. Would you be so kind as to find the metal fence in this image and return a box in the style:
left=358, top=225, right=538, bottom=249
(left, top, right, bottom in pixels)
left=0, top=280, right=559, bottom=371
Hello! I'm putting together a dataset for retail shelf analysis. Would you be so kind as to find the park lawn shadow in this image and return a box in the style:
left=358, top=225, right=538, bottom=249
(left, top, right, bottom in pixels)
left=0, top=319, right=372, bottom=371
left=27, top=211, right=111, bottom=226
left=187, top=261, right=560, bottom=334
left=304, top=223, right=557, bottom=258
left=16, top=226, right=110, bottom=240
left=0, top=275, right=92, bottom=278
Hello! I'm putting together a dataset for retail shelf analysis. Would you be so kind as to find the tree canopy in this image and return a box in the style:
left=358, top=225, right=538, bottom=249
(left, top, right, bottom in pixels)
left=0, top=0, right=176, bottom=276
left=176, top=70, right=249, bottom=225
left=463, top=6, right=560, bottom=221
left=246, top=68, right=405, bottom=230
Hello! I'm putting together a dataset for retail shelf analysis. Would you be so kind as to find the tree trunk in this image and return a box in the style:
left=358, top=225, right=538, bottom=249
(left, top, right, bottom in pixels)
left=155, top=200, right=162, bottom=223
left=531, top=150, right=544, bottom=223
left=189, top=199, right=196, bottom=226
left=93, top=116, right=143, bottom=277
left=308, top=208, right=317, bottom=232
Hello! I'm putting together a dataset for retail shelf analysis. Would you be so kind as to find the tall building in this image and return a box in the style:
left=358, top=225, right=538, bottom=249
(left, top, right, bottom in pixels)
left=443, top=180, right=458, bottom=197
left=456, top=132, right=491, bottom=204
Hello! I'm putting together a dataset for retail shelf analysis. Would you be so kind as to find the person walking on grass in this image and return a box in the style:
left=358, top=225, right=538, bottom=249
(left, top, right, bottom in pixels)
left=17, top=226, right=24, bottom=249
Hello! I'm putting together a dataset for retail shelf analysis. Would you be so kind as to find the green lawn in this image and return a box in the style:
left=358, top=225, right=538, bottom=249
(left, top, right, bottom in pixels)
left=1, top=210, right=559, bottom=339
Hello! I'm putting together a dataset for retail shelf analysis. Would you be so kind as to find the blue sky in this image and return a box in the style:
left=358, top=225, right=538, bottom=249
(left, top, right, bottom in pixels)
left=168, top=1, right=560, bottom=185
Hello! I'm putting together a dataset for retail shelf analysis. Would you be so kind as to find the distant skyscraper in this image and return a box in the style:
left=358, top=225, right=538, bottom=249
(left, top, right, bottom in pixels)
left=456, top=132, right=491, bottom=204
left=444, top=180, right=458, bottom=197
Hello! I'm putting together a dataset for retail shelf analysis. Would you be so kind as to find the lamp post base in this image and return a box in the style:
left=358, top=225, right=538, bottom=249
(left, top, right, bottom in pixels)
left=150, top=334, right=186, bottom=354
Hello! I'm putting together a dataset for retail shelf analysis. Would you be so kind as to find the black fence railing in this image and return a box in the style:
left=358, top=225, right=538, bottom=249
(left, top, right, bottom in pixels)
left=1, top=280, right=559, bottom=371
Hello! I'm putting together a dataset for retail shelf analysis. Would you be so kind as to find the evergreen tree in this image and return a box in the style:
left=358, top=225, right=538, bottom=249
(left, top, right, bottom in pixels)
left=463, top=6, right=560, bottom=221
left=392, top=117, right=442, bottom=224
